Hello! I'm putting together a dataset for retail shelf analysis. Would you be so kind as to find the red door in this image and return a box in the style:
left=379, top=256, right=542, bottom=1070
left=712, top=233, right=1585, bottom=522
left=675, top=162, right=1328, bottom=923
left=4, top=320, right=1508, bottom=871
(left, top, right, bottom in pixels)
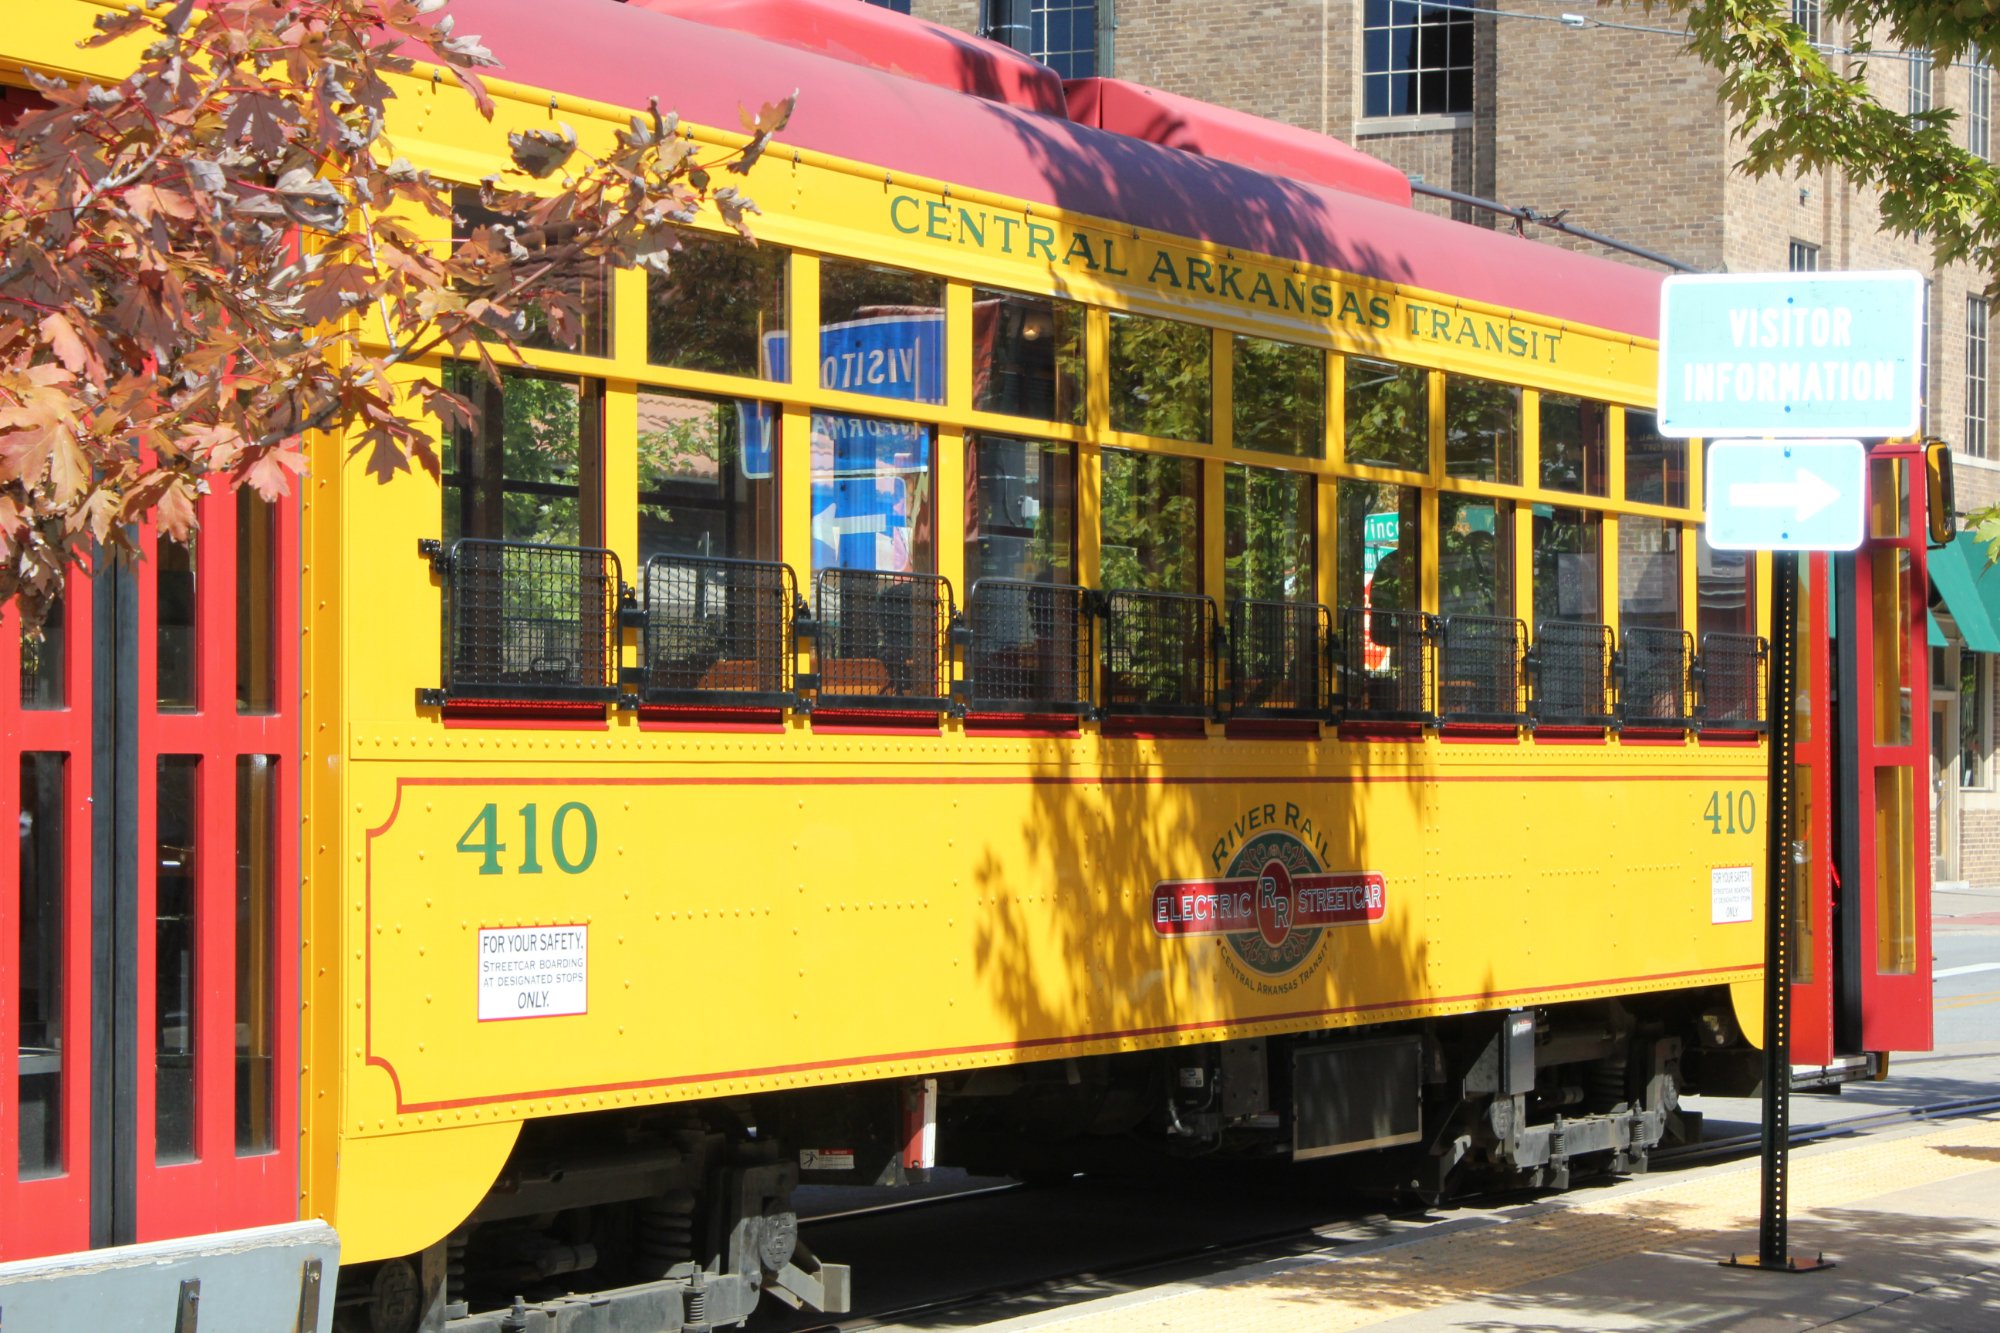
left=0, top=580, right=95, bottom=1259
left=133, top=489, right=302, bottom=1241
left=1790, top=553, right=1838, bottom=1066
left=1, top=484, right=299, bottom=1259
left=1839, top=443, right=1934, bottom=1054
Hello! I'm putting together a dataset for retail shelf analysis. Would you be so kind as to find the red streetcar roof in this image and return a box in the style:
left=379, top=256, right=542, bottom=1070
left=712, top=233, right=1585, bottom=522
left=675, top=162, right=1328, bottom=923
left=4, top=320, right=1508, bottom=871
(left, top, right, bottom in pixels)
left=630, top=0, right=1068, bottom=116
left=1064, top=78, right=1413, bottom=209
left=449, top=0, right=1663, bottom=339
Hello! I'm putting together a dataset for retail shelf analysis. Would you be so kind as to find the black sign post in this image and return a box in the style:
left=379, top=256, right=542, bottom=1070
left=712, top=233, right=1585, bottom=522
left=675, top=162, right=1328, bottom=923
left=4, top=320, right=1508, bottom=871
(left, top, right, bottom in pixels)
left=1719, top=549, right=1833, bottom=1274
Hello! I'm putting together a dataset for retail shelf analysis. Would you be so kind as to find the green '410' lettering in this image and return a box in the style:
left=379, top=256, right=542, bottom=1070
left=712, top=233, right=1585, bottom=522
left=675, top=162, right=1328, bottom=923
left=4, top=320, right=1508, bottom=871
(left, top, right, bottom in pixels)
left=1702, top=789, right=1758, bottom=835
left=456, top=801, right=597, bottom=874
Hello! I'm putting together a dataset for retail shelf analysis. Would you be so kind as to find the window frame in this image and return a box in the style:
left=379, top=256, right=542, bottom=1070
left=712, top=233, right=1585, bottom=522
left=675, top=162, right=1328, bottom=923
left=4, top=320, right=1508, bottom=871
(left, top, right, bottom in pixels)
left=1361, top=0, right=1476, bottom=122
left=1969, top=295, right=1990, bottom=460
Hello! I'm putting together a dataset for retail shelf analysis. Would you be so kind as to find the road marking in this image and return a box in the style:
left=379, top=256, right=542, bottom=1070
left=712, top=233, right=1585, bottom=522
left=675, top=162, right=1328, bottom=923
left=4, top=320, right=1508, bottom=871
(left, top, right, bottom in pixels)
left=1935, top=988, right=2000, bottom=1011
left=1935, top=961, right=2000, bottom=980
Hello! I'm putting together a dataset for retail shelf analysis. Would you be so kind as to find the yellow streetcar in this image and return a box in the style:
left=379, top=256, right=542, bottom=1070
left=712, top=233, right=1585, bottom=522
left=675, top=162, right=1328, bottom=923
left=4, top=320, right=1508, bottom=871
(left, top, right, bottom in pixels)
left=0, top=1, right=1936, bottom=1330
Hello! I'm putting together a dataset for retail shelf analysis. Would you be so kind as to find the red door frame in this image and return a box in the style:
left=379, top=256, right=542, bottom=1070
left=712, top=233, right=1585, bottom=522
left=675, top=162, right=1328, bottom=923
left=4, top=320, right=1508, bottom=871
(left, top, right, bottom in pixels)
left=131, top=488, right=302, bottom=1242
left=1849, top=441, right=1934, bottom=1053
left=1790, top=552, right=1838, bottom=1066
left=0, top=581, right=96, bottom=1260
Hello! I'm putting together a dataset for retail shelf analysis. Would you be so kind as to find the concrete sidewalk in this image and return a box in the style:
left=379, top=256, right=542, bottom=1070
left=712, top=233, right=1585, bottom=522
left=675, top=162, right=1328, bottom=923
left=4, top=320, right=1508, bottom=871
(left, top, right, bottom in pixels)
left=977, top=1117, right=2000, bottom=1332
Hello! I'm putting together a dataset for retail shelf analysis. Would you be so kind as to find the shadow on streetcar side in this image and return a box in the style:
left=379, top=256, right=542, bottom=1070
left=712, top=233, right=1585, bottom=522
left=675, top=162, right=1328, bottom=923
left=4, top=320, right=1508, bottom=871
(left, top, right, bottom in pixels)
left=963, top=730, right=1444, bottom=1086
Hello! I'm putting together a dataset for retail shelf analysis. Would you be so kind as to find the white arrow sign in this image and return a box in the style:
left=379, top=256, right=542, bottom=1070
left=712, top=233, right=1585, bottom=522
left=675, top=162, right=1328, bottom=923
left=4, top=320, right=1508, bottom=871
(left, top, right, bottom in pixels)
left=1725, top=469, right=1842, bottom=523
left=1705, top=439, right=1866, bottom=552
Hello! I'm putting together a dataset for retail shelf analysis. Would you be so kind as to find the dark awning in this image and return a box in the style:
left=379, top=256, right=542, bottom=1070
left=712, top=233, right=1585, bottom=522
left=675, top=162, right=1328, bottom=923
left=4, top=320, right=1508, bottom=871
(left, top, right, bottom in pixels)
left=1929, top=532, right=2000, bottom=653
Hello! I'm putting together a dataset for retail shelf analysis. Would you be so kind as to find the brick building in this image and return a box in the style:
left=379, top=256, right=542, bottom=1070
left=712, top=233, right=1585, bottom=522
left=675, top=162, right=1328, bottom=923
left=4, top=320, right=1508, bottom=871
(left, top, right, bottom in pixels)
left=877, top=0, right=2000, bottom=885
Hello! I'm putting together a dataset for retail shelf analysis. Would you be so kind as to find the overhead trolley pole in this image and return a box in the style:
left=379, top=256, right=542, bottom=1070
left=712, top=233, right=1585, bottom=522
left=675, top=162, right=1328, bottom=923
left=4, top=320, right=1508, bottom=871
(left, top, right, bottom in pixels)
left=1658, top=270, right=1924, bottom=1275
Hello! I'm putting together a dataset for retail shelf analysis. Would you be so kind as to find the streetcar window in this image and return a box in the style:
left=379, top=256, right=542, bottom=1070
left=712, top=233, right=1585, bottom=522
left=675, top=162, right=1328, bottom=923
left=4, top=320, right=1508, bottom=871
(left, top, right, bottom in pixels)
left=1233, top=335, right=1325, bottom=458
left=452, top=189, right=609, bottom=357
left=158, top=535, right=198, bottom=712
left=156, top=755, right=200, bottom=1166
left=973, top=289, right=1084, bottom=425
left=646, top=228, right=788, bottom=381
left=636, top=390, right=780, bottom=567
left=441, top=366, right=603, bottom=548
left=1101, top=449, right=1201, bottom=593
left=965, top=434, right=1075, bottom=587
left=1873, top=546, right=1912, bottom=746
left=1539, top=394, right=1610, bottom=497
left=1444, top=376, right=1519, bottom=485
left=1875, top=765, right=1918, bottom=974
left=1695, top=527, right=1756, bottom=638
left=236, top=490, right=276, bottom=715
left=18, top=752, right=64, bottom=1179
left=1531, top=505, right=1602, bottom=622
left=1335, top=480, right=1421, bottom=616
left=1108, top=313, right=1211, bottom=443
left=819, top=259, right=945, bottom=406
left=1224, top=465, right=1314, bottom=602
left=809, top=411, right=936, bottom=573
left=235, top=755, right=277, bottom=1156
left=1439, top=495, right=1512, bottom=618
left=1869, top=456, right=1910, bottom=539
left=21, top=592, right=64, bottom=709
left=1617, top=516, right=1681, bottom=630
left=1344, top=357, right=1428, bottom=475
left=1624, top=409, right=1686, bottom=508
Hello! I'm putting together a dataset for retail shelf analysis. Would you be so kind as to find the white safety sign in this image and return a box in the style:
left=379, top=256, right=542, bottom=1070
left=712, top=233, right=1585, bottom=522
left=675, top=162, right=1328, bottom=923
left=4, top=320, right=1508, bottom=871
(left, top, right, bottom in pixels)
left=1711, top=867, right=1755, bottom=924
left=478, top=925, right=588, bottom=1020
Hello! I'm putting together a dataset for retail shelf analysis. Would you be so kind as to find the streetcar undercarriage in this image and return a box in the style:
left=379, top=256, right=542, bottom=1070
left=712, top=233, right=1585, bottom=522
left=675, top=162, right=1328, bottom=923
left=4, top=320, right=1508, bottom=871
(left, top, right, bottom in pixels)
left=338, top=990, right=1740, bottom=1333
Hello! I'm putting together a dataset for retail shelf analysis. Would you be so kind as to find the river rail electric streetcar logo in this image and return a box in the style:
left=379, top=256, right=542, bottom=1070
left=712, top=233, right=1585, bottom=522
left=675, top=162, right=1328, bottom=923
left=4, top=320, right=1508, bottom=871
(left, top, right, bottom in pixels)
left=1151, top=805, right=1385, bottom=994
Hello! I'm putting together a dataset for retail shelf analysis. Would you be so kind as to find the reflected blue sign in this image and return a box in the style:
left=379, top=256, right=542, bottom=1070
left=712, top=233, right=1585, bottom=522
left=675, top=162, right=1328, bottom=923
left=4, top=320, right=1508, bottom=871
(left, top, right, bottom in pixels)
left=1657, top=272, right=1923, bottom=439
left=743, top=315, right=943, bottom=478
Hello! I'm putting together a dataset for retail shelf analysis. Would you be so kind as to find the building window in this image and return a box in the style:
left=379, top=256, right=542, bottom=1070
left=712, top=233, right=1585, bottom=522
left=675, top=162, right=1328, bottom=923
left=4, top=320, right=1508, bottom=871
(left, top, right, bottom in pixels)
left=1363, top=0, right=1474, bottom=119
left=985, top=2, right=1099, bottom=79
left=863, top=1, right=912, bottom=12
left=1968, top=295, right=1989, bottom=459
left=1972, top=62, right=1992, bottom=160
left=1788, top=239, right=1819, bottom=272
left=1791, top=0, right=1820, bottom=45
left=1030, top=0, right=1097, bottom=79
left=1963, top=654, right=1992, bottom=789
left=1910, top=52, right=1934, bottom=117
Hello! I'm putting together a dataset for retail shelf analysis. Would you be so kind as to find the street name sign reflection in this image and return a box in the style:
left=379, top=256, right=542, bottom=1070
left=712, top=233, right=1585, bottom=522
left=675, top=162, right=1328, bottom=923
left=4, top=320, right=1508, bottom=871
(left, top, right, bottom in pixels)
left=1704, top=439, right=1866, bottom=552
left=1657, top=271, right=1923, bottom=439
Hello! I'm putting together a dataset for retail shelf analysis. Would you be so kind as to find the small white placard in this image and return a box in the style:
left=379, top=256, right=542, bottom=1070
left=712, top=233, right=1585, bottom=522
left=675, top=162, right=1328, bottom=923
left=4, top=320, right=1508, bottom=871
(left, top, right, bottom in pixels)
left=478, top=925, right=588, bottom=1021
left=1711, top=867, right=1755, bottom=924
left=800, top=1148, right=855, bottom=1171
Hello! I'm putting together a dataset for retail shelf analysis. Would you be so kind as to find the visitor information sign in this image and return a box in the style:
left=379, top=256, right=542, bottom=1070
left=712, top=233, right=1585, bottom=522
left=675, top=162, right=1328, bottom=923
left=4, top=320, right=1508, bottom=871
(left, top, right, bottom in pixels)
left=1656, top=271, right=1923, bottom=440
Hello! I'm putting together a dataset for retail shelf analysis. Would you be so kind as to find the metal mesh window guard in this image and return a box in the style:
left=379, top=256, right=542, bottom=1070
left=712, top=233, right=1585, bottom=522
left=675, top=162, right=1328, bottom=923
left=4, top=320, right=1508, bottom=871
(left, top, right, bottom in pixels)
left=1228, top=600, right=1333, bottom=719
left=957, top=580, right=1096, bottom=716
left=1621, top=626, right=1695, bottom=728
left=812, top=569, right=955, bottom=711
left=641, top=555, right=800, bottom=708
left=1102, top=589, right=1218, bottom=717
left=1337, top=606, right=1434, bottom=722
left=428, top=538, right=620, bottom=704
left=1530, top=621, right=1616, bottom=727
left=1435, top=615, right=1527, bottom=724
left=1698, top=632, right=1768, bottom=731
